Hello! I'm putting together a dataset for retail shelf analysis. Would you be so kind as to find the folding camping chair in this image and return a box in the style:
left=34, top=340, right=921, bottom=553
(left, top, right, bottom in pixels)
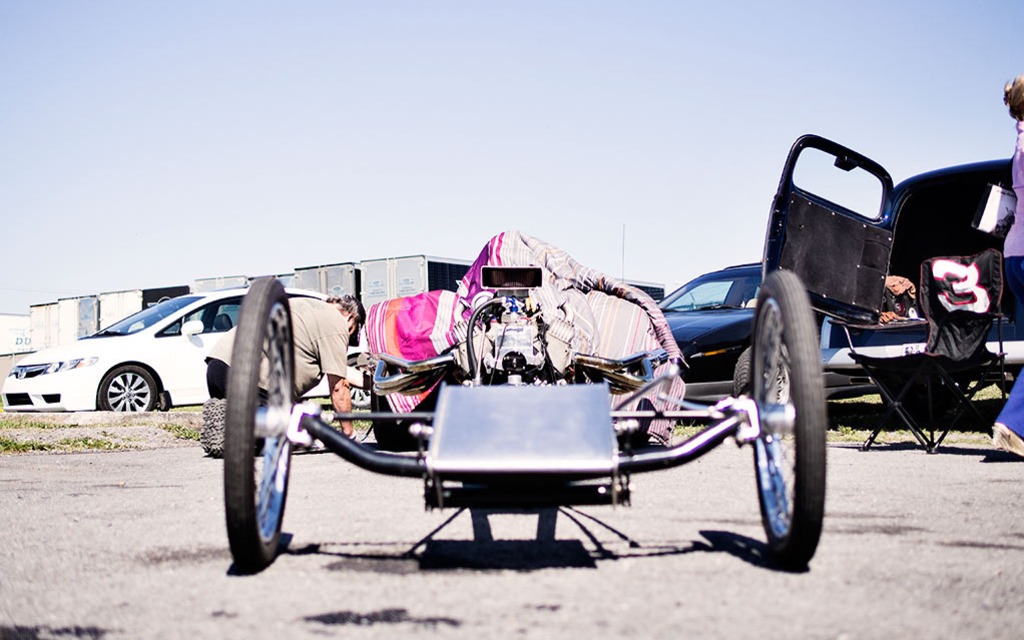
left=846, top=248, right=1006, bottom=453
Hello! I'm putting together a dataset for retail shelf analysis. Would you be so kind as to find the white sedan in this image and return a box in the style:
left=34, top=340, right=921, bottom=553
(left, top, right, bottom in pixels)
left=2, top=287, right=336, bottom=412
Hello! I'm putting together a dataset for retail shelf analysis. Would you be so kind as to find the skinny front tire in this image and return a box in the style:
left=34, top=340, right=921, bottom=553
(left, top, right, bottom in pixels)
left=750, top=270, right=827, bottom=569
left=223, top=278, right=295, bottom=574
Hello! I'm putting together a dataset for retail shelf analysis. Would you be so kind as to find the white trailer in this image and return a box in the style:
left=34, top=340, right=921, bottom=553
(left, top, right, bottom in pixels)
left=98, top=289, right=144, bottom=331
left=29, top=303, right=58, bottom=351
left=294, top=262, right=359, bottom=297
left=192, top=275, right=249, bottom=292
left=0, top=314, right=31, bottom=355
left=359, top=255, right=471, bottom=307
left=56, top=295, right=99, bottom=345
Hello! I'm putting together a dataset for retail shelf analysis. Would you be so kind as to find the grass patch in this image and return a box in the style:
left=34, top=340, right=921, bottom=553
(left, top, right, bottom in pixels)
left=161, top=424, right=200, bottom=441
left=1, top=435, right=126, bottom=453
left=0, top=383, right=1009, bottom=451
left=0, top=419, right=81, bottom=430
left=0, top=435, right=54, bottom=453
left=669, top=384, right=1006, bottom=445
left=55, top=436, right=126, bottom=451
left=828, top=384, right=1004, bottom=433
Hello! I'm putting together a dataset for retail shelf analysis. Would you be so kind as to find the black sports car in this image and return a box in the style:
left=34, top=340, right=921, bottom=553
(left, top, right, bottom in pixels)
left=659, top=263, right=761, bottom=401
left=662, top=261, right=876, bottom=401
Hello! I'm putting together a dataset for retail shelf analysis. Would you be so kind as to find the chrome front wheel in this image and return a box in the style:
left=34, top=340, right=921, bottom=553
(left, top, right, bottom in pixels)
left=223, top=278, right=295, bottom=574
left=751, top=270, right=827, bottom=569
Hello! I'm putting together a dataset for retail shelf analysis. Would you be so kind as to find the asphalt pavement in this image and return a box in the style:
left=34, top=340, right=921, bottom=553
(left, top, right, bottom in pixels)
left=1, top=439, right=1023, bottom=639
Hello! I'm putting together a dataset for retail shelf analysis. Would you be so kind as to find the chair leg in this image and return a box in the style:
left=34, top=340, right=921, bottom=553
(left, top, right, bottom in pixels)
left=934, top=367, right=993, bottom=437
left=861, top=369, right=933, bottom=452
left=862, top=378, right=901, bottom=450
left=918, top=359, right=1001, bottom=452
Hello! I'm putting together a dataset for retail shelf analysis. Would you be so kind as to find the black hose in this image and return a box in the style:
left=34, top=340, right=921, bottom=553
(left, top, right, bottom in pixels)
left=467, top=298, right=507, bottom=385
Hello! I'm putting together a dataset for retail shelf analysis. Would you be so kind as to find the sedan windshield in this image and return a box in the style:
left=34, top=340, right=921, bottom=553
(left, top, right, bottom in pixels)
left=91, top=295, right=203, bottom=337
left=660, top=272, right=761, bottom=312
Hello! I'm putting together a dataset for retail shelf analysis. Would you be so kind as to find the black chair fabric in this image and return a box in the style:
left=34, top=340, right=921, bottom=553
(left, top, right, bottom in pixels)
left=849, top=248, right=1005, bottom=453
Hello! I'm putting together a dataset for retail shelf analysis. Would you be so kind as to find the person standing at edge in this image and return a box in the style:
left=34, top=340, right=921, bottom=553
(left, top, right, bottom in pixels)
left=993, top=73, right=1024, bottom=459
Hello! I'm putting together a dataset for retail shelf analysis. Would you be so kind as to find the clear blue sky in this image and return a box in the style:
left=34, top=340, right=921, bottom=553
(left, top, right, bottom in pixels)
left=2, top=1, right=1021, bottom=315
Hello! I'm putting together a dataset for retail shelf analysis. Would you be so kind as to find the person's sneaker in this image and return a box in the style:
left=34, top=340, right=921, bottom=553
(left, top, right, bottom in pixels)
left=992, top=423, right=1024, bottom=459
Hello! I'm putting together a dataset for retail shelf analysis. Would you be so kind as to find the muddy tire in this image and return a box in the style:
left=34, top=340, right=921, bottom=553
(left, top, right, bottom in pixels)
left=200, top=398, right=227, bottom=458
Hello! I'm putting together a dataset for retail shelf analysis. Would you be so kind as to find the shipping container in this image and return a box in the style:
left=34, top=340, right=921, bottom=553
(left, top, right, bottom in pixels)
left=192, top=275, right=249, bottom=292
left=359, top=255, right=471, bottom=307
left=95, top=285, right=192, bottom=333
left=57, top=295, right=98, bottom=345
left=142, top=285, right=190, bottom=308
left=626, top=280, right=666, bottom=302
left=98, top=289, right=144, bottom=331
left=294, top=262, right=360, bottom=297
left=0, top=314, right=31, bottom=355
left=248, top=273, right=296, bottom=288
left=29, top=303, right=58, bottom=351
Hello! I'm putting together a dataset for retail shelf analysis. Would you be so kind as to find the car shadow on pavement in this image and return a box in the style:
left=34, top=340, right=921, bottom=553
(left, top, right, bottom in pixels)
left=274, top=506, right=806, bottom=574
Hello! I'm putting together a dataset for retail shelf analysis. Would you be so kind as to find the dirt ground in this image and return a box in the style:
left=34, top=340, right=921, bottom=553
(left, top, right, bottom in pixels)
left=0, top=411, right=202, bottom=452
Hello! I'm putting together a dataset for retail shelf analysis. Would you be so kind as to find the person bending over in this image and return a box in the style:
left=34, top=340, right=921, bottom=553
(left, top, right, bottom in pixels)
left=206, top=294, right=365, bottom=437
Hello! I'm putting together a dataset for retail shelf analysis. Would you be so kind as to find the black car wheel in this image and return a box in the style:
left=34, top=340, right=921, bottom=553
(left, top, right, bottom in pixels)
left=370, top=392, right=419, bottom=452
left=733, top=346, right=752, bottom=396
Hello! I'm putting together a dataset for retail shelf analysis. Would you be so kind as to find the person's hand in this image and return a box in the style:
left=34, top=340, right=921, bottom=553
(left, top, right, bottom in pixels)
left=327, top=373, right=354, bottom=438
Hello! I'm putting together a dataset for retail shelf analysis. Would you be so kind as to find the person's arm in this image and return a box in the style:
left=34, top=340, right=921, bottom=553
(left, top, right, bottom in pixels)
left=327, top=373, right=354, bottom=437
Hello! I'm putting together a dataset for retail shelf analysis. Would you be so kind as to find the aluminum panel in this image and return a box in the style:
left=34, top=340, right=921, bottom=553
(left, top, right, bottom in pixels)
left=428, top=384, right=617, bottom=474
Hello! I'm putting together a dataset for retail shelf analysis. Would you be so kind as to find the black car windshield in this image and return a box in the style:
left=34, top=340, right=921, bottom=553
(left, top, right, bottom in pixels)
left=659, top=271, right=761, bottom=312
left=90, top=295, right=203, bottom=337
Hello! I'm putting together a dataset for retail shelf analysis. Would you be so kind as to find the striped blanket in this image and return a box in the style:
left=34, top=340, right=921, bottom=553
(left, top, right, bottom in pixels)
left=365, top=230, right=685, bottom=443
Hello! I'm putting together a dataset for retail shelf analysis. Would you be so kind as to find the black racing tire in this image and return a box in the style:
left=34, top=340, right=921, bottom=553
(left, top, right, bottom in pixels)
left=200, top=397, right=227, bottom=458
left=733, top=346, right=752, bottom=397
left=223, top=278, right=295, bottom=574
left=370, top=392, right=418, bottom=452
left=97, top=365, right=158, bottom=412
left=750, top=270, right=827, bottom=569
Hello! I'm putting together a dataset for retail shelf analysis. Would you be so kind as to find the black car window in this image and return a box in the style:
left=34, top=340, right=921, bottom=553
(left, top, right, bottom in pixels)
left=725, top=277, right=762, bottom=308
left=664, top=280, right=733, bottom=311
left=92, top=295, right=203, bottom=337
left=661, top=272, right=762, bottom=312
left=158, top=297, right=243, bottom=337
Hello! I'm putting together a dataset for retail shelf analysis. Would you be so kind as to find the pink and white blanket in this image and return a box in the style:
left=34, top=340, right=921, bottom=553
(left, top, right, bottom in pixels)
left=365, top=230, right=685, bottom=443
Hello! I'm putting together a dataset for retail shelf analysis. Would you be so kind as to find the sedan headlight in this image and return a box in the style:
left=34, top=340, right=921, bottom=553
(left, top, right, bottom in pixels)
left=47, top=358, right=99, bottom=374
left=9, top=358, right=98, bottom=378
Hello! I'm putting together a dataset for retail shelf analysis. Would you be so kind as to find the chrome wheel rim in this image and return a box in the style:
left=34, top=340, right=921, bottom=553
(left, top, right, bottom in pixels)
left=106, top=372, right=152, bottom=412
left=753, top=298, right=797, bottom=539
left=255, top=301, right=292, bottom=543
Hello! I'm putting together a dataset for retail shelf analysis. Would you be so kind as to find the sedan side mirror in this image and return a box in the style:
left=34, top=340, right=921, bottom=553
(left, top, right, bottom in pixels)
left=182, top=320, right=205, bottom=337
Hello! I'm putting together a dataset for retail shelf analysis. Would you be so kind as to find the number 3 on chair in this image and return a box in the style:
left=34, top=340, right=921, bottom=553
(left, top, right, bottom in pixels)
left=931, top=259, right=991, bottom=313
